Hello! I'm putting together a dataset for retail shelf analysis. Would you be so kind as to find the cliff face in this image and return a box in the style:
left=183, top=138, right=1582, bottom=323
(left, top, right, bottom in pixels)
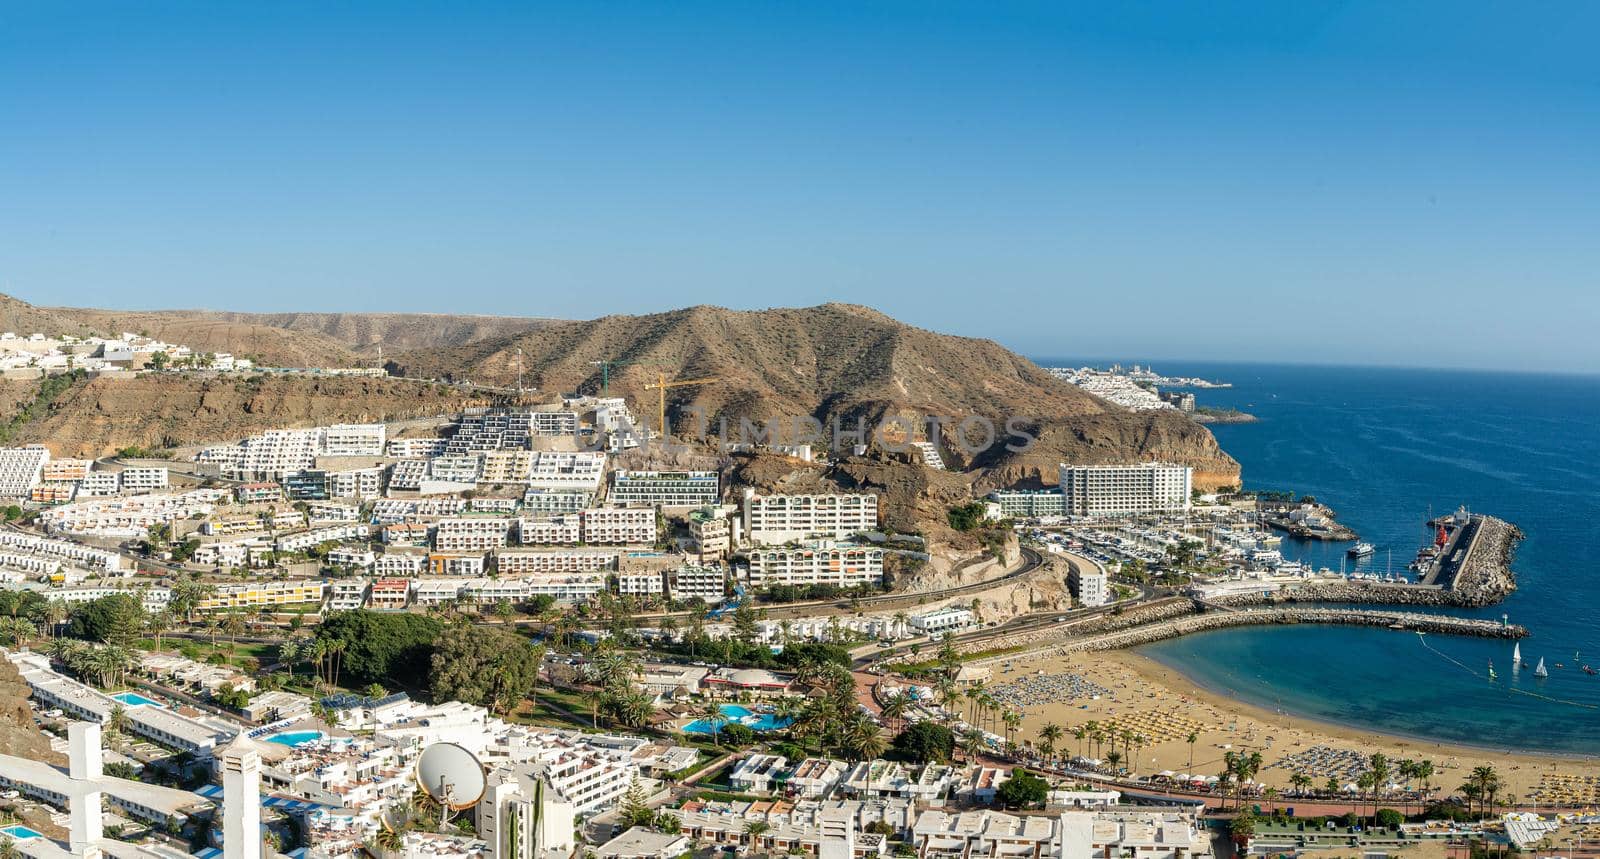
left=1, top=375, right=489, bottom=458
left=0, top=654, right=61, bottom=764
left=973, top=411, right=1243, bottom=492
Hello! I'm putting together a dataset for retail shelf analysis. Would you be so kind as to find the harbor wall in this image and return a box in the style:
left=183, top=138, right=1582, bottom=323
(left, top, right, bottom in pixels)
left=1061, top=607, right=1525, bottom=652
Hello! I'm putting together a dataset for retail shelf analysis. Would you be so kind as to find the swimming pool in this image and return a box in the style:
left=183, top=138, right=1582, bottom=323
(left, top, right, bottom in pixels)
left=266, top=730, right=325, bottom=748
left=0, top=825, right=43, bottom=840
left=111, top=691, right=163, bottom=708
left=683, top=704, right=793, bottom=735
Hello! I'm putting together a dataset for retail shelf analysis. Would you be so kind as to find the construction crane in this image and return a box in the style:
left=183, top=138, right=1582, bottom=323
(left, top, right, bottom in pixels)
left=643, top=373, right=720, bottom=437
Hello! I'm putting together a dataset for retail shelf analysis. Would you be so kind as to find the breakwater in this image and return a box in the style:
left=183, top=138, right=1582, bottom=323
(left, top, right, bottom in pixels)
left=947, top=598, right=1525, bottom=667
left=1062, top=607, right=1525, bottom=652
left=1212, top=581, right=1473, bottom=609
left=1437, top=515, right=1522, bottom=604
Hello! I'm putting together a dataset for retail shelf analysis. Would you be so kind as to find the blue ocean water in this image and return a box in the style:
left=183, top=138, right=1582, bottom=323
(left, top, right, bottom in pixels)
left=1038, top=361, right=1600, bottom=756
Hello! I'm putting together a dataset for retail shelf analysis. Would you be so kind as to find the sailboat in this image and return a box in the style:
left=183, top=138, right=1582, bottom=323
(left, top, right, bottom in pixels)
left=1513, top=643, right=1522, bottom=670
left=1534, top=657, right=1549, bottom=678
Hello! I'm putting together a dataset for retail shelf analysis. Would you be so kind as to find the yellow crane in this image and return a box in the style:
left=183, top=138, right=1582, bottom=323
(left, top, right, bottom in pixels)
left=643, top=373, right=720, bottom=437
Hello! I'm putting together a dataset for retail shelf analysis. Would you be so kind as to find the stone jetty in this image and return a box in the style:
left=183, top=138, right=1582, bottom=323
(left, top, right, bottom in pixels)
left=1060, top=607, right=1525, bottom=653
left=944, top=598, right=1524, bottom=665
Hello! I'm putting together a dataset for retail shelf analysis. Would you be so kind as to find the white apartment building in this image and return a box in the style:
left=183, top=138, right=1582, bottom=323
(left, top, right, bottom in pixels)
left=0, top=445, right=50, bottom=497
left=326, top=579, right=369, bottom=611
left=387, top=459, right=428, bottom=491
left=11, top=653, right=228, bottom=757
left=321, top=423, right=387, bottom=457
left=275, top=523, right=371, bottom=553
left=371, top=497, right=466, bottom=523
left=40, top=490, right=224, bottom=537
left=668, top=565, right=726, bottom=602
left=429, top=455, right=484, bottom=483
left=525, top=451, right=606, bottom=494
left=118, top=466, right=169, bottom=493
left=460, top=577, right=528, bottom=605
left=518, top=514, right=583, bottom=546
left=608, top=470, right=719, bottom=507
left=192, top=540, right=257, bottom=568
left=481, top=450, right=536, bottom=484
left=429, top=552, right=488, bottom=577
left=308, top=501, right=362, bottom=523
left=77, top=471, right=122, bottom=497
left=616, top=571, right=665, bottom=597
left=746, top=543, right=884, bottom=589
left=495, top=549, right=618, bottom=575
left=689, top=507, right=732, bottom=561
left=522, top=572, right=608, bottom=602
left=743, top=491, right=879, bottom=544
left=327, top=546, right=377, bottom=568
left=0, top=531, right=125, bottom=571
left=521, top=488, right=593, bottom=513
left=199, top=428, right=322, bottom=479
left=329, top=467, right=383, bottom=499
left=908, top=606, right=973, bottom=635
left=580, top=506, right=656, bottom=545
left=1068, top=560, right=1109, bottom=607
left=375, top=551, right=428, bottom=576
left=411, top=579, right=466, bottom=607
left=728, top=754, right=788, bottom=793
left=435, top=517, right=514, bottom=552
left=387, top=437, right=447, bottom=459
left=1057, top=462, right=1192, bottom=517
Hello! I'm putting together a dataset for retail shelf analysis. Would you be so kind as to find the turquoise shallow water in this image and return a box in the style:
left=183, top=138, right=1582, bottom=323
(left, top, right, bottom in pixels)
left=1036, top=361, right=1600, bottom=756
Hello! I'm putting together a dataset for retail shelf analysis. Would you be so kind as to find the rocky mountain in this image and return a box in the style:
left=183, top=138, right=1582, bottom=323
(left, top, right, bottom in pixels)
left=0, top=374, right=491, bottom=458
left=57, top=308, right=556, bottom=356
left=0, top=293, right=553, bottom=367
left=393, top=303, right=1241, bottom=489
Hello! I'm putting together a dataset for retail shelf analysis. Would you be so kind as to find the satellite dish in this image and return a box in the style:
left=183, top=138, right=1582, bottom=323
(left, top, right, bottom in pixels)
left=415, top=743, right=487, bottom=811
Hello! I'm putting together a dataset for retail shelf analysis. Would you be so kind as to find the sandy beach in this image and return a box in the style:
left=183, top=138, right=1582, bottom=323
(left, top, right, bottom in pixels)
left=985, top=649, right=1600, bottom=803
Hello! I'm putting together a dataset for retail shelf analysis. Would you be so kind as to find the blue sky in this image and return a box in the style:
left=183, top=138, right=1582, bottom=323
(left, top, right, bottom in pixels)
left=2, top=2, right=1598, bottom=371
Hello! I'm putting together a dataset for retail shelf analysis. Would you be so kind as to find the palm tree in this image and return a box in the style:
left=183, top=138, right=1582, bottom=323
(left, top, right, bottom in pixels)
left=742, top=821, right=770, bottom=848
left=1290, top=773, right=1313, bottom=796
left=1072, top=726, right=1086, bottom=759
left=960, top=729, right=985, bottom=764
left=145, top=610, right=173, bottom=652
left=1105, top=749, right=1123, bottom=773
left=878, top=695, right=910, bottom=732
left=843, top=717, right=886, bottom=762
left=1357, top=771, right=1377, bottom=824
left=1037, top=723, right=1063, bottom=766
left=1002, top=710, right=1023, bottom=748
left=698, top=701, right=726, bottom=747
left=105, top=703, right=130, bottom=747
left=1185, top=731, right=1199, bottom=771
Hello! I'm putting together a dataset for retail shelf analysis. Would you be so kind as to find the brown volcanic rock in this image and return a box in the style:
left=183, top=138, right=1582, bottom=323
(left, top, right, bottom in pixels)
left=59, top=309, right=555, bottom=357
left=0, top=654, right=62, bottom=764
left=2, top=292, right=554, bottom=367
left=395, top=303, right=1240, bottom=488
left=0, top=374, right=487, bottom=458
